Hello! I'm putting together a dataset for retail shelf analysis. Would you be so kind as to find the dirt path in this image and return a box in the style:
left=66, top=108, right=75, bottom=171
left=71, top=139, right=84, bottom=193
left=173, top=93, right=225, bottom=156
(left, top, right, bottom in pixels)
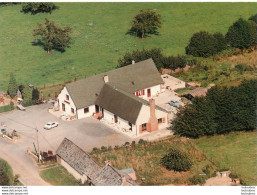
left=0, top=139, right=51, bottom=186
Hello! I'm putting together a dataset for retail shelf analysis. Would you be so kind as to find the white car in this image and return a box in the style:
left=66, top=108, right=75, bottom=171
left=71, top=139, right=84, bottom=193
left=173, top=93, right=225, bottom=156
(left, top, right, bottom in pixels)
left=44, top=122, right=59, bottom=130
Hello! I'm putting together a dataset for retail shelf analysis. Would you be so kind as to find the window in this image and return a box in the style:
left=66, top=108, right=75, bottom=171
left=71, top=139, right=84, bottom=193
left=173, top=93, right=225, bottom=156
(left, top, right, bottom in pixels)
left=142, top=123, right=147, bottom=131
left=84, top=107, right=89, bottom=113
left=66, top=95, right=69, bottom=100
left=71, top=108, right=74, bottom=114
left=158, top=118, right=163, bottom=124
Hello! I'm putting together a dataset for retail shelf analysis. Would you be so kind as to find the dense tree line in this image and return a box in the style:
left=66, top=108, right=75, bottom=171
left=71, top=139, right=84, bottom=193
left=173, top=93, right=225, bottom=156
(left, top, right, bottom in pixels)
left=0, top=159, right=14, bottom=186
left=185, top=17, right=257, bottom=58
left=173, top=80, right=257, bottom=138
left=118, top=48, right=197, bottom=71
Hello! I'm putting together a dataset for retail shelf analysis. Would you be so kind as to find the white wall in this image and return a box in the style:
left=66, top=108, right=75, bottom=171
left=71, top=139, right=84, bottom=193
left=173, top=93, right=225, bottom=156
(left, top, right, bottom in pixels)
left=77, top=105, right=96, bottom=119
left=136, top=104, right=168, bottom=132
left=60, top=158, right=87, bottom=183
left=58, top=87, right=77, bottom=117
left=101, top=108, right=137, bottom=135
left=134, top=85, right=161, bottom=98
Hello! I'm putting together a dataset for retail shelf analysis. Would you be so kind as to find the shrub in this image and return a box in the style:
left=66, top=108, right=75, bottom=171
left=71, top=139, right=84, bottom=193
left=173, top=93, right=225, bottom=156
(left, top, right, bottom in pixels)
left=7, top=73, right=18, bottom=98
left=234, top=63, right=249, bottom=74
left=21, top=3, right=57, bottom=15
left=213, top=32, right=227, bottom=52
left=248, top=13, right=257, bottom=24
left=107, top=146, right=113, bottom=151
left=22, top=100, right=36, bottom=107
left=0, top=104, right=14, bottom=113
left=92, top=147, right=100, bottom=153
left=100, top=146, right=107, bottom=152
left=185, top=31, right=220, bottom=58
left=225, top=18, right=257, bottom=49
left=138, top=139, right=148, bottom=145
left=189, top=174, right=207, bottom=185
left=161, top=148, right=192, bottom=172
left=229, top=173, right=239, bottom=179
left=114, top=145, right=120, bottom=150
left=118, top=48, right=164, bottom=70
left=0, top=158, right=14, bottom=186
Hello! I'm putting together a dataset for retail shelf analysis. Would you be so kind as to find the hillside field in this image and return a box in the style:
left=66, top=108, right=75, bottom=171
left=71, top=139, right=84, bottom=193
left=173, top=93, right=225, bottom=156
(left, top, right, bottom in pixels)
left=0, top=3, right=256, bottom=90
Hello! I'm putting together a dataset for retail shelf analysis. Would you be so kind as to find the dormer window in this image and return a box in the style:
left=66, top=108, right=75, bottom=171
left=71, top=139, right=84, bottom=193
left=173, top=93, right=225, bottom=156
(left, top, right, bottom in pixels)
left=66, top=95, right=69, bottom=101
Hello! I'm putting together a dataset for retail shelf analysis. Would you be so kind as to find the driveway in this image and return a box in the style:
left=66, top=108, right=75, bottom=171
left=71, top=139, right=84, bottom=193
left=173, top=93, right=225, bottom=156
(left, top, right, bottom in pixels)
left=0, top=103, right=132, bottom=185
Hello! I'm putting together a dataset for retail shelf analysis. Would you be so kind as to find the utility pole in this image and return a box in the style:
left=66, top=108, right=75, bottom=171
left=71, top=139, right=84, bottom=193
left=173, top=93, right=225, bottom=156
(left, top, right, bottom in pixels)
left=35, top=127, right=40, bottom=163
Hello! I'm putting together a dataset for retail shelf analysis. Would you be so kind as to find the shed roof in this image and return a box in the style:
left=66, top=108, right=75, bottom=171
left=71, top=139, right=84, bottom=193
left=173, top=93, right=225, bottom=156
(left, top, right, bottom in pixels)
left=184, top=87, right=208, bottom=98
left=56, top=138, right=101, bottom=179
left=95, top=84, right=168, bottom=124
left=91, top=164, right=138, bottom=186
left=65, top=59, right=163, bottom=109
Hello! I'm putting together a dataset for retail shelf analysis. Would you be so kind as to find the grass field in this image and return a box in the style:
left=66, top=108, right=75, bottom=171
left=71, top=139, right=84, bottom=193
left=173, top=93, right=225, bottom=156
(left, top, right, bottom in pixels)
left=40, top=164, right=81, bottom=186
left=91, top=137, right=216, bottom=186
left=193, top=131, right=257, bottom=186
left=0, top=3, right=256, bottom=91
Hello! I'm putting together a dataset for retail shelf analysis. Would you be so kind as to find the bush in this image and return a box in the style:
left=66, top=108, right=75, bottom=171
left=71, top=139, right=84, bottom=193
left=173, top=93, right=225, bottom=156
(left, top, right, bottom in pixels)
left=100, top=146, right=107, bottom=152
left=91, top=147, right=100, bottom=153
left=225, top=18, right=257, bottom=49
left=161, top=148, right=192, bottom=172
left=185, top=31, right=222, bottom=58
left=0, top=158, right=14, bottom=186
left=229, top=173, right=239, bottom=179
left=22, top=100, right=36, bottom=107
left=189, top=174, right=207, bottom=185
left=138, top=139, right=148, bottom=145
left=234, top=64, right=250, bottom=74
left=0, top=104, right=14, bottom=113
left=248, top=13, right=257, bottom=24
left=21, top=3, right=57, bottom=15
left=114, top=145, right=120, bottom=150
left=202, top=165, right=212, bottom=178
left=118, top=48, right=164, bottom=70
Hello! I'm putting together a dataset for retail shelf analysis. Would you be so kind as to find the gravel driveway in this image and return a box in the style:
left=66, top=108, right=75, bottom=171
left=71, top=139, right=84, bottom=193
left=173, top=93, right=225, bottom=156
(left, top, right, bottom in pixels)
left=0, top=103, right=132, bottom=185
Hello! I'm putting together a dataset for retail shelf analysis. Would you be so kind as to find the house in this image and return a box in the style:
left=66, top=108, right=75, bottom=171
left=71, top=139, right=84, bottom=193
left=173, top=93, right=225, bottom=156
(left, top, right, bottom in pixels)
left=56, top=138, right=138, bottom=186
left=57, top=59, right=169, bottom=136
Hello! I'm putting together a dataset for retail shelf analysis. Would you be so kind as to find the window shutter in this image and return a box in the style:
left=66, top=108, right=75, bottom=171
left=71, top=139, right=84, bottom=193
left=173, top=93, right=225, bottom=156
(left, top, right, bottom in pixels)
left=142, top=90, right=145, bottom=95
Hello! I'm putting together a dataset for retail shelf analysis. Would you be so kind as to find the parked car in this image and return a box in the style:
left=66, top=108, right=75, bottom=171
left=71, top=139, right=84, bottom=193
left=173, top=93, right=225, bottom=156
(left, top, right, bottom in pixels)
left=44, top=122, right=59, bottom=130
left=168, top=100, right=182, bottom=108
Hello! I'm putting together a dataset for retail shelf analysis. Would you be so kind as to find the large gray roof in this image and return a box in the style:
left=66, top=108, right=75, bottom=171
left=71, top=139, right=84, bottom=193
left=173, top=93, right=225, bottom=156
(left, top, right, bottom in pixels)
left=95, top=84, right=168, bottom=124
left=65, top=59, right=164, bottom=109
left=56, top=138, right=101, bottom=179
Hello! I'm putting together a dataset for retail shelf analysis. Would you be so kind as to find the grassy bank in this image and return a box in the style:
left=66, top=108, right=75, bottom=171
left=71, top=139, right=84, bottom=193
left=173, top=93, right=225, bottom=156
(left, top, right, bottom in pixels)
left=91, top=137, right=215, bottom=186
left=193, top=131, right=257, bottom=186
left=0, top=3, right=256, bottom=90
left=39, top=164, right=82, bottom=186
left=0, top=158, right=14, bottom=185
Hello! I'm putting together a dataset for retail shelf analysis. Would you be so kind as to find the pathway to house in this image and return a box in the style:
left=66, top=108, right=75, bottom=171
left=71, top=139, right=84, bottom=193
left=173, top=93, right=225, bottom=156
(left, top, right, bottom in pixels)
left=0, top=139, right=50, bottom=186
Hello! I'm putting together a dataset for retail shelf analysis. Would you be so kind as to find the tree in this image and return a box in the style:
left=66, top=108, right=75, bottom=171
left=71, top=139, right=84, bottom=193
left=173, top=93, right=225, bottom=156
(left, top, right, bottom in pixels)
left=7, top=73, right=18, bottom=99
left=213, top=32, right=227, bottom=53
left=129, top=9, right=161, bottom=38
left=21, top=3, right=57, bottom=15
left=32, top=88, right=40, bottom=101
left=33, top=18, right=72, bottom=54
left=161, top=148, right=192, bottom=172
left=22, top=85, right=32, bottom=102
left=118, top=48, right=164, bottom=70
left=225, top=18, right=257, bottom=49
left=185, top=31, right=219, bottom=57
left=248, top=14, right=257, bottom=24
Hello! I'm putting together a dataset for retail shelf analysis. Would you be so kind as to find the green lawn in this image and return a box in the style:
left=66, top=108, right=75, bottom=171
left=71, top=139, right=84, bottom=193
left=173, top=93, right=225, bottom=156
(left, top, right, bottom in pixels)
left=40, top=164, right=81, bottom=186
left=0, top=3, right=256, bottom=90
left=193, top=131, right=257, bottom=186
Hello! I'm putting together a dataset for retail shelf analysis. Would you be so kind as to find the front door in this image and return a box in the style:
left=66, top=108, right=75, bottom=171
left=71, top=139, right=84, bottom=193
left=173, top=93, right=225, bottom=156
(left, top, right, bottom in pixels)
left=147, top=89, right=151, bottom=97
left=62, top=103, right=65, bottom=111
left=95, top=105, right=99, bottom=113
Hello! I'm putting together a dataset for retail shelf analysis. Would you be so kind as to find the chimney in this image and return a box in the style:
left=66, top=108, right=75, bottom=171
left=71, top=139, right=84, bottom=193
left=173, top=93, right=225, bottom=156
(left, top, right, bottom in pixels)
left=103, top=75, right=109, bottom=83
left=104, top=160, right=111, bottom=166
left=132, top=60, right=135, bottom=64
left=148, top=99, right=158, bottom=132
